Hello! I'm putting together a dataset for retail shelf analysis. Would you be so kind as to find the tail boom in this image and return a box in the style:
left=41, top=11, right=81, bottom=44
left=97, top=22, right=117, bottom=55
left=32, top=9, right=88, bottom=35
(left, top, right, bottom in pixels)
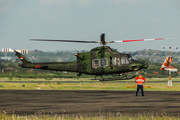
left=15, top=50, right=78, bottom=72
left=19, top=62, right=78, bottom=72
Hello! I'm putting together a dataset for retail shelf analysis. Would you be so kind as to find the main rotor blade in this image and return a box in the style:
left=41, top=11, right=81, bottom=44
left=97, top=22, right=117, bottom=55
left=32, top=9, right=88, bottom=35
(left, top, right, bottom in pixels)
left=109, top=38, right=177, bottom=43
left=30, top=39, right=99, bottom=43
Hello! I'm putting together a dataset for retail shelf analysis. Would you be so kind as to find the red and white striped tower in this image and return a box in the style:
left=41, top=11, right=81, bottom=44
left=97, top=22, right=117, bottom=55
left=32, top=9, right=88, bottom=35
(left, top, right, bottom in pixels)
left=163, top=47, right=178, bottom=88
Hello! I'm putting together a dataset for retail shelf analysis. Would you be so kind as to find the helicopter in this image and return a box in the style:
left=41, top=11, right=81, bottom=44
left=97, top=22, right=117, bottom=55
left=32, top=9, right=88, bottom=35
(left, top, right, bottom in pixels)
left=15, top=34, right=173, bottom=81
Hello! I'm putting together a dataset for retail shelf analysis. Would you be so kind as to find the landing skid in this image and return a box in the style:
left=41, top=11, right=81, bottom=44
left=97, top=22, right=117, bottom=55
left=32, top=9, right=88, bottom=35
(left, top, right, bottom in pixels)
left=91, top=75, right=136, bottom=81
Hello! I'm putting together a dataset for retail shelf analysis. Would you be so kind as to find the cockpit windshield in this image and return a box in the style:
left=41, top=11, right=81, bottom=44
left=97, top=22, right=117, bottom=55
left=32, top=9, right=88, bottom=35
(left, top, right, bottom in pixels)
left=126, top=54, right=133, bottom=62
left=111, top=48, right=117, bottom=52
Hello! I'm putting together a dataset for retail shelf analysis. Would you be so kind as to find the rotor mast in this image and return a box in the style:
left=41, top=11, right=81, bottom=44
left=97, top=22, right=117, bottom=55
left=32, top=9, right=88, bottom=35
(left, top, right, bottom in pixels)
left=100, top=34, right=107, bottom=46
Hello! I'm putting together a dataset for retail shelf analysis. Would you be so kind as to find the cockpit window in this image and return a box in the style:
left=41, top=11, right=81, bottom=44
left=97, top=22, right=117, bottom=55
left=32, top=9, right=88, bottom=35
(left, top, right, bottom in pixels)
left=126, top=54, right=132, bottom=62
left=121, top=56, right=129, bottom=64
left=117, top=58, right=120, bottom=66
left=111, top=48, right=117, bottom=52
left=113, top=57, right=117, bottom=65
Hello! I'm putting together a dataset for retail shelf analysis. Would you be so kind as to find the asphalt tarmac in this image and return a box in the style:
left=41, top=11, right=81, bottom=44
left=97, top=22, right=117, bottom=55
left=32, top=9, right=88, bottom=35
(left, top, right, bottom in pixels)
left=0, top=90, right=180, bottom=116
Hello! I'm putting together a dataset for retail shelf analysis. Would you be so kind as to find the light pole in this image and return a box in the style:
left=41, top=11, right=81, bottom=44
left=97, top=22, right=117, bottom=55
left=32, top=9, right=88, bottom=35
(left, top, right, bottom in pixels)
left=163, top=46, right=178, bottom=88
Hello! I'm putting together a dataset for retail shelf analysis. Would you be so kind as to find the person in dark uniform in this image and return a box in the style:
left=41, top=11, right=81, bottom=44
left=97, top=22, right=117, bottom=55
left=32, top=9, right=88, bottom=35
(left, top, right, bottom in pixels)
left=135, top=75, right=145, bottom=96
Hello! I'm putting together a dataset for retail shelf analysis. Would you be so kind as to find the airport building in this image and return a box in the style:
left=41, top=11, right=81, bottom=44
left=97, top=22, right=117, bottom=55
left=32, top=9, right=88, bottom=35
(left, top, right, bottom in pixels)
left=2, top=48, right=14, bottom=52
left=2, top=48, right=28, bottom=54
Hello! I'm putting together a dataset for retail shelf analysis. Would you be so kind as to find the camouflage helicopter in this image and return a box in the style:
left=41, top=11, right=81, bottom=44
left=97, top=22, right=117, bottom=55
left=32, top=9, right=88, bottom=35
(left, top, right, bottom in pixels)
left=15, top=34, right=173, bottom=81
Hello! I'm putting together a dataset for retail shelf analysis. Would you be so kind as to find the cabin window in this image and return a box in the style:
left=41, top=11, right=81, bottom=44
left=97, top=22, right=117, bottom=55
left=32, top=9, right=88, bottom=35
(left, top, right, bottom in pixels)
left=92, top=59, right=100, bottom=68
left=121, top=56, right=129, bottom=64
left=100, top=58, right=108, bottom=67
left=113, top=57, right=117, bottom=65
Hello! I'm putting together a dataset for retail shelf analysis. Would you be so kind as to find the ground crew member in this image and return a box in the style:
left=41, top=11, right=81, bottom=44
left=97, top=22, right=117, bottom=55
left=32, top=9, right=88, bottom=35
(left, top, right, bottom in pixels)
left=135, top=75, right=145, bottom=96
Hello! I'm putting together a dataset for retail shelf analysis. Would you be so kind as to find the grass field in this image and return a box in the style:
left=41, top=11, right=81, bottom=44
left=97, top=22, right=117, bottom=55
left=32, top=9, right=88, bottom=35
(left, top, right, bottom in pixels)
left=1, top=112, right=180, bottom=120
left=0, top=77, right=180, bottom=91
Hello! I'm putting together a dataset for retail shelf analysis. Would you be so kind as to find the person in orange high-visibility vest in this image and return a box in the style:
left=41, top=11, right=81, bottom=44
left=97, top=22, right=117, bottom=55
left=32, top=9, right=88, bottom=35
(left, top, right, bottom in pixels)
left=135, top=75, right=145, bottom=96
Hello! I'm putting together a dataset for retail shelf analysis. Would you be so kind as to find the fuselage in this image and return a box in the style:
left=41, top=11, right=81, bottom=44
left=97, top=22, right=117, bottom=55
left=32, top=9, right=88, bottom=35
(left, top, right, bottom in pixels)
left=18, top=46, right=148, bottom=76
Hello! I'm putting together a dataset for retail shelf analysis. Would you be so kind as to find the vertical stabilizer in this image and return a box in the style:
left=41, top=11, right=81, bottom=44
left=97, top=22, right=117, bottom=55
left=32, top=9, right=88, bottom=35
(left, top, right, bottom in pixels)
left=14, top=50, right=31, bottom=64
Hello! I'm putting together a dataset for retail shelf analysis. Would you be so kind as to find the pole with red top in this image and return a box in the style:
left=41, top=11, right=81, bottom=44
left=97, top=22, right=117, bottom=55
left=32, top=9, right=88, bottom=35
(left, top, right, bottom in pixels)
left=163, top=46, right=178, bottom=88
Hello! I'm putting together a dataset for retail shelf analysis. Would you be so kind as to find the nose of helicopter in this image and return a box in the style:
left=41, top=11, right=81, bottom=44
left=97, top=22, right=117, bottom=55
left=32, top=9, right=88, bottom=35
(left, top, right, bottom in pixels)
left=138, top=61, right=148, bottom=69
left=136, top=61, right=148, bottom=69
left=142, top=63, right=148, bottom=69
left=131, top=59, right=148, bottom=70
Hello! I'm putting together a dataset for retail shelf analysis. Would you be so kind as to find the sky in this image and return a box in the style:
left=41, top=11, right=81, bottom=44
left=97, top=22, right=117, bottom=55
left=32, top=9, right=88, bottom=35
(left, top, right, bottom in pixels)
left=0, top=0, right=180, bottom=52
